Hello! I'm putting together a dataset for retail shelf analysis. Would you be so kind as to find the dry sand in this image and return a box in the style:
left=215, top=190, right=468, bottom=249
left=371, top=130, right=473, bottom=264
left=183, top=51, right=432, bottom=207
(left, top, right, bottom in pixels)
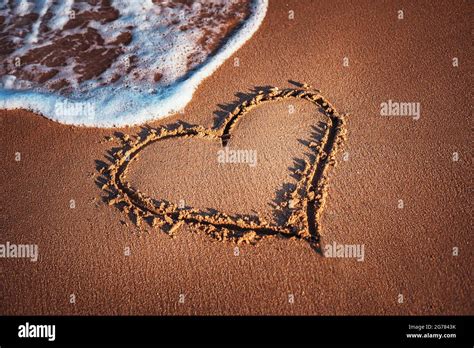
left=1, top=0, right=472, bottom=315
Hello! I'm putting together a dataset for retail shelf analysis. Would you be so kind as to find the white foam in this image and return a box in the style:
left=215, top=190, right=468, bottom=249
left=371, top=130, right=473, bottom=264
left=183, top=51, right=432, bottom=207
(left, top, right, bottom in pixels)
left=0, top=0, right=268, bottom=127
left=14, top=0, right=33, bottom=16
left=25, top=0, right=52, bottom=44
left=1, top=75, right=17, bottom=89
left=49, top=0, right=74, bottom=31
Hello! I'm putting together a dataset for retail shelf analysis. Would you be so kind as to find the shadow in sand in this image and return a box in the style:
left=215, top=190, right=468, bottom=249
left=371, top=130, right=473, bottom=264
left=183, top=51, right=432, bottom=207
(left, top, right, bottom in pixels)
left=212, top=85, right=275, bottom=129
left=270, top=123, right=325, bottom=227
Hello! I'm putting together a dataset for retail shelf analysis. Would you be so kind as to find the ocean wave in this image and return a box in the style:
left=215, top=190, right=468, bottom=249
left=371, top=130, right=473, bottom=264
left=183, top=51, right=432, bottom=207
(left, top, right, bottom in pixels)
left=0, top=0, right=268, bottom=127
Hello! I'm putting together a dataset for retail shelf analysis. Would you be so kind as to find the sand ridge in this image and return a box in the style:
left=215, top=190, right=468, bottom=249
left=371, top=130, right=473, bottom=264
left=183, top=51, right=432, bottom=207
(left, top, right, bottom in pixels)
left=98, top=84, right=347, bottom=252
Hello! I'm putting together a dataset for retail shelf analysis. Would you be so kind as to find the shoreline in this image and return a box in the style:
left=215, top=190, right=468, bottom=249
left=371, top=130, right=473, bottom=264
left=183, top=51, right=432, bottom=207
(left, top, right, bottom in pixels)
left=0, top=0, right=269, bottom=127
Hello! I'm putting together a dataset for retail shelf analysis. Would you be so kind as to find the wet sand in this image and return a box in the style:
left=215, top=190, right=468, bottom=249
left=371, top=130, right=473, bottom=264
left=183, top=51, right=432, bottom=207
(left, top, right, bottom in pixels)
left=1, top=0, right=472, bottom=315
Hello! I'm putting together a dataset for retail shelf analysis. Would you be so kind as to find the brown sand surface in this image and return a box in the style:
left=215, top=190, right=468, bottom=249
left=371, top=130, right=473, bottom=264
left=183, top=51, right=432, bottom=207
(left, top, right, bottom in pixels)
left=127, top=99, right=326, bottom=227
left=1, top=0, right=472, bottom=315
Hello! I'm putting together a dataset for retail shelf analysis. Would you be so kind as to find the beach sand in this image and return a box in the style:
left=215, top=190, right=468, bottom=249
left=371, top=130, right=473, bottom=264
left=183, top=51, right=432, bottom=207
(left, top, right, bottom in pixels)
left=1, top=0, right=472, bottom=315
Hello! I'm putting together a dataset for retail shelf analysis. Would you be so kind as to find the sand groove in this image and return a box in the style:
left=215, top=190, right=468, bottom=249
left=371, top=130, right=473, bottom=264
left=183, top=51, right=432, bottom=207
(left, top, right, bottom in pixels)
left=99, top=85, right=347, bottom=251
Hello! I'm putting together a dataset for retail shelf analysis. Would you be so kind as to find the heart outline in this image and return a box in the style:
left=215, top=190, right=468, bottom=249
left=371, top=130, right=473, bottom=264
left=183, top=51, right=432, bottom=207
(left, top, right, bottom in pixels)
left=99, top=85, right=347, bottom=252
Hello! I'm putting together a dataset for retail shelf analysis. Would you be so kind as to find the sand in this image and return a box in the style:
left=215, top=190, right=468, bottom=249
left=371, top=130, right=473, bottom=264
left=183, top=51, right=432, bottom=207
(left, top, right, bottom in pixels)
left=1, top=0, right=472, bottom=315
left=102, top=87, right=346, bottom=250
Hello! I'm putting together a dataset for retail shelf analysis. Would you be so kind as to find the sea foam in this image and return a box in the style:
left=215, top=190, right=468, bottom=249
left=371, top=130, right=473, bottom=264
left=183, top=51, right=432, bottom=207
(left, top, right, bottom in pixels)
left=0, top=0, right=268, bottom=127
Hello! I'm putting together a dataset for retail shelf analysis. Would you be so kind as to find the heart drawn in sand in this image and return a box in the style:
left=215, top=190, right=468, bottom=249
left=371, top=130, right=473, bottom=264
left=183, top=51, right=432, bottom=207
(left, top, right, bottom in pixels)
left=98, top=85, right=347, bottom=252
